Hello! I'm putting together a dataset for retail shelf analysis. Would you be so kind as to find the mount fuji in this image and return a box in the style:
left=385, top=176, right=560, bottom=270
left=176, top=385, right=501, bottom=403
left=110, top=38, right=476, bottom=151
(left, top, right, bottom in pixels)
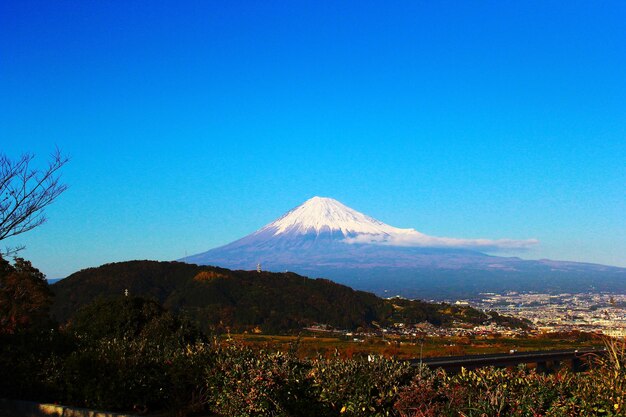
left=182, top=197, right=625, bottom=298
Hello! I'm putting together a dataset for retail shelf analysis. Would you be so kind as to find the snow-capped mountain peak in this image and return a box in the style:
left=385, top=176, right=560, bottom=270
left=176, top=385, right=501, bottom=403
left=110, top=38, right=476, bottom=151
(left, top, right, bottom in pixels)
left=257, top=196, right=411, bottom=238
left=184, top=196, right=537, bottom=269
left=179, top=197, right=622, bottom=299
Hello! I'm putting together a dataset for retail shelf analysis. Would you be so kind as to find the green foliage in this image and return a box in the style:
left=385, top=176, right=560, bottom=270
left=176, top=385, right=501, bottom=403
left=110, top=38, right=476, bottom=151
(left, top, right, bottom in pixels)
left=563, top=338, right=626, bottom=416
left=4, top=260, right=624, bottom=417
left=3, top=328, right=626, bottom=416
left=0, top=328, right=74, bottom=402
left=206, top=344, right=321, bottom=416
left=383, top=297, right=526, bottom=328
left=395, top=351, right=626, bottom=417
left=69, top=296, right=202, bottom=346
left=51, top=260, right=522, bottom=333
left=70, top=296, right=165, bottom=340
left=1, top=295, right=208, bottom=414
left=449, top=367, right=574, bottom=416
left=310, top=355, right=413, bottom=417
left=58, top=339, right=213, bottom=415
left=487, top=310, right=532, bottom=329
left=394, top=371, right=469, bottom=417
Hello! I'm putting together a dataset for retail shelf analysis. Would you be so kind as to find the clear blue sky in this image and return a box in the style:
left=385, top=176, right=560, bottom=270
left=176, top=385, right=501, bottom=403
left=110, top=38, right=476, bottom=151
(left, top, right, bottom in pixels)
left=1, top=1, right=625, bottom=277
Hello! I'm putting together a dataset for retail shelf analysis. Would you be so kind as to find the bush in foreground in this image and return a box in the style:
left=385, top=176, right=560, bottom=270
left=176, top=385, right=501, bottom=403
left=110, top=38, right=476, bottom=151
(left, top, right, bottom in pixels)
left=1, top=296, right=625, bottom=417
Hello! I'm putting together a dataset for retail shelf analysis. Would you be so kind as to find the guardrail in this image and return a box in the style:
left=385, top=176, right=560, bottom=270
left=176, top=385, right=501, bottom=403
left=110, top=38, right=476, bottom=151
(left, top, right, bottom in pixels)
left=0, top=399, right=140, bottom=417
left=409, top=348, right=606, bottom=373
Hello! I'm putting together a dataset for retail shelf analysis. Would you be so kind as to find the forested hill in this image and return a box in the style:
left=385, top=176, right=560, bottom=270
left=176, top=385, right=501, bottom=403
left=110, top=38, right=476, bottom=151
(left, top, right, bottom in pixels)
left=51, top=261, right=526, bottom=333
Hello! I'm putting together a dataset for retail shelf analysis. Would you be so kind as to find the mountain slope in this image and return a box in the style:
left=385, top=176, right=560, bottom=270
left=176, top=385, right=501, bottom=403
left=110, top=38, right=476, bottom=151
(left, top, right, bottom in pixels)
left=183, top=197, right=626, bottom=298
left=183, top=196, right=495, bottom=269
left=50, top=261, right=517, bottom=332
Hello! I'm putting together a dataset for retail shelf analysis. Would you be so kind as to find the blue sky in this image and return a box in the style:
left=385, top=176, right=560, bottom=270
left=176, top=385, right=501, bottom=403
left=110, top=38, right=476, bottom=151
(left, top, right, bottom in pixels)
left=1, top=1, right=625, bottom=277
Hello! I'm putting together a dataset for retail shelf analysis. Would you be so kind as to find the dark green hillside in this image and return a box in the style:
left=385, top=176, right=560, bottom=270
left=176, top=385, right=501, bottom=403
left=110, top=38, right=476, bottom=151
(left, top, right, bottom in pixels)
left=51, top=261, right=200, bottom=321
left=51, top=261, right=387, bottom=332
left=51, top=261, right=525, bottom=332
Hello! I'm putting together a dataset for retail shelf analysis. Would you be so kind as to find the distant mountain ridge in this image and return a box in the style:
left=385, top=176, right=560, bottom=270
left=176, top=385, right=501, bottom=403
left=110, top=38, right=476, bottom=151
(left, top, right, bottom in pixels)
left=183, top=197, right=626, bottom=298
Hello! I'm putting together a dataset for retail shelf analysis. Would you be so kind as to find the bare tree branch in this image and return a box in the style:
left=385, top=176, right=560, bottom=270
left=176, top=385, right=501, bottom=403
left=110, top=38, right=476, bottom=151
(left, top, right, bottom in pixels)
left=0, top=149, right=68, bottom=255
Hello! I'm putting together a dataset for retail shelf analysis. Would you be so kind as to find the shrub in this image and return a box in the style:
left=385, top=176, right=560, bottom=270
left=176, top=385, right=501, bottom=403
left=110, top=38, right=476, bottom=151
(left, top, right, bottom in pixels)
left=205, top=343, right=322, bottom=417
left=562, top=338, right=626, bottom=416
left=5, top=292, right=626, bottom=417
left=58, top=338, right=214, bottom=414
left=0, top=257, right=53, bottom=334
left=394, top=370, right=468, bottom=417
left=310, top=354, right=414, bottom=417
left=450, top=366, right=574, bottom=416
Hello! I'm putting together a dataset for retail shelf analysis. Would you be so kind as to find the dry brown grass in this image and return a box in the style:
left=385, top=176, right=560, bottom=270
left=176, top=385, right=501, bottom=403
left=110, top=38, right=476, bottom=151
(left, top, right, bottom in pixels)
left=193, top=270, right=228, bottom=282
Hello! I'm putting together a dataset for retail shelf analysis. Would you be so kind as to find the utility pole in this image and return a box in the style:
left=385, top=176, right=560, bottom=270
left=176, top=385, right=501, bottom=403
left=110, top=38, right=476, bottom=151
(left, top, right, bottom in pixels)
left=418, top=337, right=424, bottom=376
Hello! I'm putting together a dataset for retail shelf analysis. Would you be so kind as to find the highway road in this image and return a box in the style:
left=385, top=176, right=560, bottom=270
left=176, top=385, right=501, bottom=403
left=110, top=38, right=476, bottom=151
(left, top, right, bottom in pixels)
left=409, top=348, right=606, bottom=372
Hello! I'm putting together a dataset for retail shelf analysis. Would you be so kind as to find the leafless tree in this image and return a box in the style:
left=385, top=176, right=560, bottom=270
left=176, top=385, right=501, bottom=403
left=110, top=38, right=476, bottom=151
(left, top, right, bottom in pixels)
left=0, top=149, right=68, bottom=255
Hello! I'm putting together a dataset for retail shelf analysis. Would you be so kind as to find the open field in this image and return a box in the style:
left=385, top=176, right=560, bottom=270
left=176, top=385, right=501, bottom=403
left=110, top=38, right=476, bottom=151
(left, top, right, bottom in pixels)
left=226, top=332, right=605, bottom=360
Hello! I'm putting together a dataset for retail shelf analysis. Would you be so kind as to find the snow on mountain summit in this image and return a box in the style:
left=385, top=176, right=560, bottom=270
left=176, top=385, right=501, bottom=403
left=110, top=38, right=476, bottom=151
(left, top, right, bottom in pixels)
left=182, top=196, right=538, bottom=262
left=246, top=196, right=537, bottom=250
left=257, top=196, right=414, bottom=238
